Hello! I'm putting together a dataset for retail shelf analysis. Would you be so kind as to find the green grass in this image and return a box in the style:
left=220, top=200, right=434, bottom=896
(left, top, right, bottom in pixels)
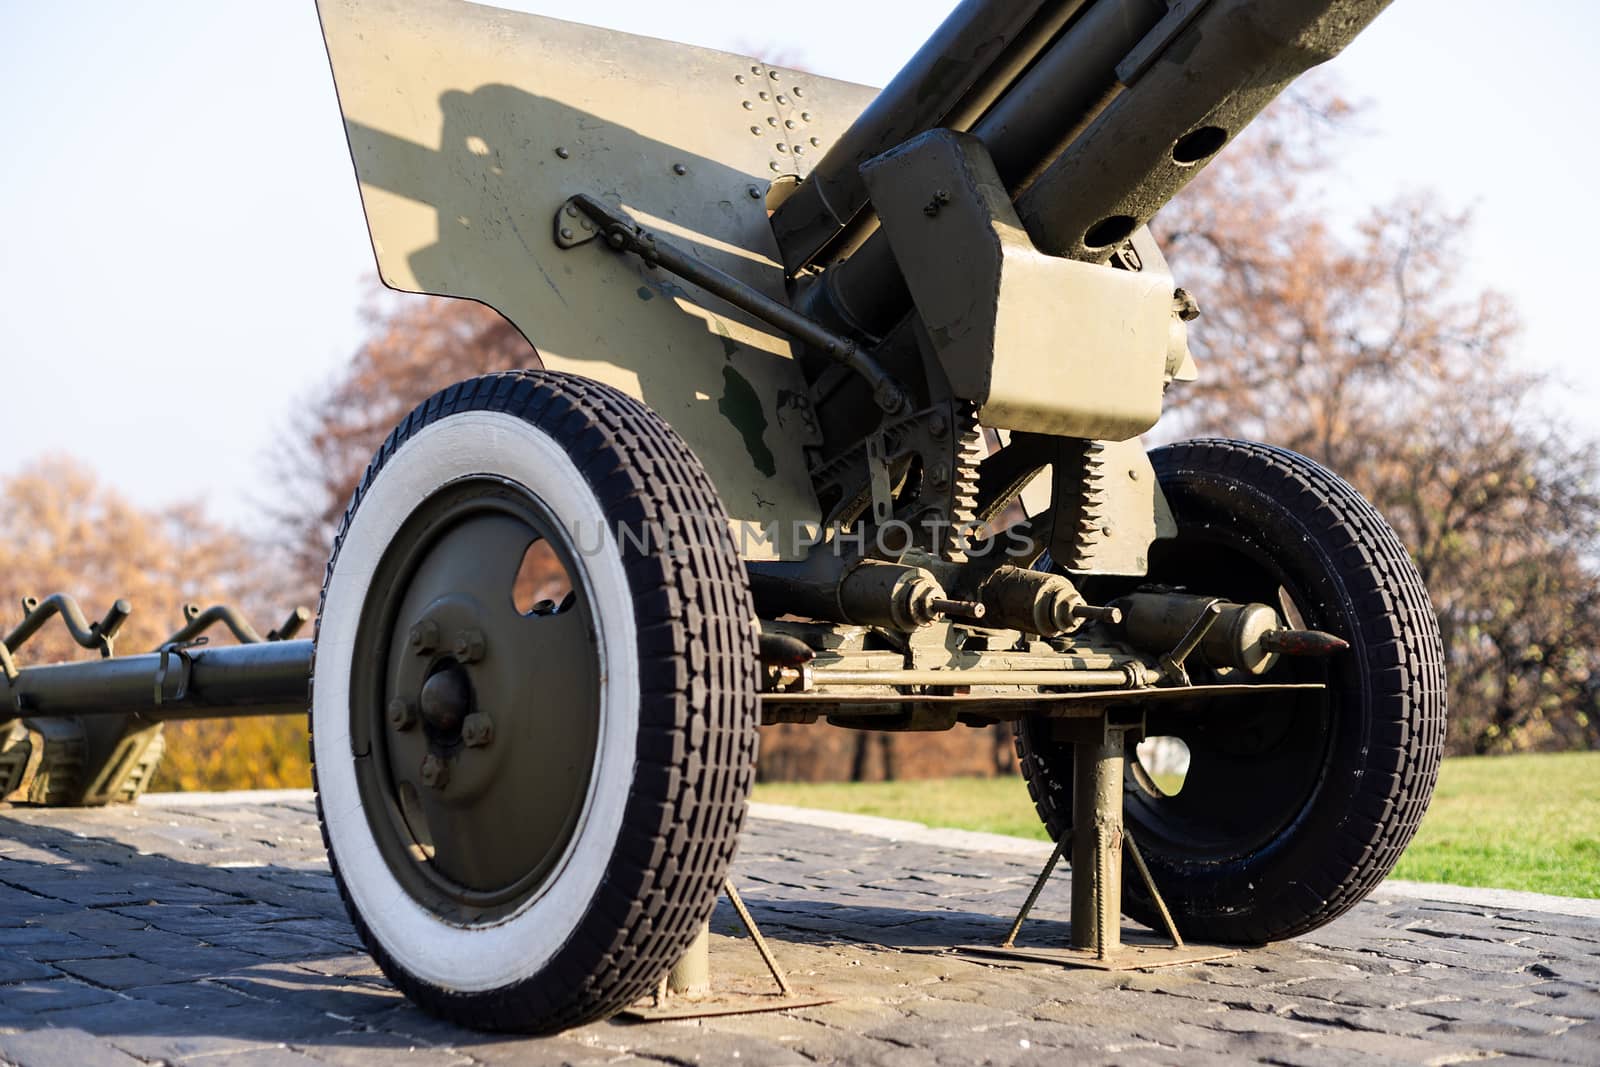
left=753, top=751, right=1600, bottom=899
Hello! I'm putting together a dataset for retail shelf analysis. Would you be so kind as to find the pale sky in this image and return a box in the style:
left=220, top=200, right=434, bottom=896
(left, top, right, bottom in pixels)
left=2, top=1, right=1595, bottom=523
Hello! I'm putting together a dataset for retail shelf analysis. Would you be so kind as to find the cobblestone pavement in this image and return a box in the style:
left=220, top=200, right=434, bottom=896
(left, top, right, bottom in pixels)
left=0, top=794, right=1596, bottom=1066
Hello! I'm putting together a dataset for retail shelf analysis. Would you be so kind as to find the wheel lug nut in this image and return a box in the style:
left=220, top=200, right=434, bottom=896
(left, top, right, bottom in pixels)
left=453, top=629, right=486, bottom=663
left=388, top=697, right=416, bottom=730
left=420, top=754, right=450, bottom=789
left=462, top=711, right=494, bottom=748
left=409, top=620, right=439, bottom=654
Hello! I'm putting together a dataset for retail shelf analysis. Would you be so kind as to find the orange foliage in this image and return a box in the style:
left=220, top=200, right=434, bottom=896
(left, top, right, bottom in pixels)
left=0, top=457, right=316, bottom=790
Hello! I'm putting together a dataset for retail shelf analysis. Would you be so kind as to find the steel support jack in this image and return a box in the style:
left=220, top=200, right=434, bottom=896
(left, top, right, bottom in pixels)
left=621, top=878, right=834, bottom=1022
left=958, top=714, right=1236, bottom=971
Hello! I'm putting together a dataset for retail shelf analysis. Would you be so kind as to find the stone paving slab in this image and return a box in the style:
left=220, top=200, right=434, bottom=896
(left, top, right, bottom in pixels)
left=0, top=792, right=1594, bottom=1066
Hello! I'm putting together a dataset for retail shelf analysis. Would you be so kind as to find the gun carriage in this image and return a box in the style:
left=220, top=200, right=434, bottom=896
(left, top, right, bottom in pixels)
left=1, top=0, right=1445, bottom=1033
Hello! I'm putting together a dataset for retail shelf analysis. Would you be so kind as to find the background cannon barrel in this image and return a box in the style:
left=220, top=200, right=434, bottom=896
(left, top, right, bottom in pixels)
left=799, top=0, right=1391, bottom=344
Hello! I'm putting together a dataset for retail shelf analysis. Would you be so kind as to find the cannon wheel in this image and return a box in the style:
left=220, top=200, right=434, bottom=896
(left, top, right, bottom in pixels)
left=1017, top=439, right=1446, bottom=944
left=310, top=371, right=759, bottom=1032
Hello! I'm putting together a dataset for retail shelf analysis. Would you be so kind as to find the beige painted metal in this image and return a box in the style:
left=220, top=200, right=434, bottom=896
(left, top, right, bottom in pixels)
left=862, top=130, right=1173, bottom=442
left=1004, top=435, right=1175, bottom=576
left=316, top=0, right=878, bottom=557
left=981, top=254, right=1172, bottom=440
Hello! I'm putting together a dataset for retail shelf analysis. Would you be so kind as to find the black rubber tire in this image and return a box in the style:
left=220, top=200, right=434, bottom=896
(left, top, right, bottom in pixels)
left=1017, top=438, right=1446, bottom=944
left=310, top=371, right=760, bottom=1031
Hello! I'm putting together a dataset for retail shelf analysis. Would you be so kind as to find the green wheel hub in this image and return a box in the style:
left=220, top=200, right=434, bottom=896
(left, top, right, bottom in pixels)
left=352, top=476, right=602, bottom=924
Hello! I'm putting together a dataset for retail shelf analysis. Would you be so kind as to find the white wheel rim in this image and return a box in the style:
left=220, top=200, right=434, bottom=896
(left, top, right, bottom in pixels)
left=313, top=410, right=638, bottom=993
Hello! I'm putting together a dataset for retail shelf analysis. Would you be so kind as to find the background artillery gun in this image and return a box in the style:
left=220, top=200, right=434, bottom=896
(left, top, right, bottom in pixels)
left=0, top=0, right=1446, bottom=1034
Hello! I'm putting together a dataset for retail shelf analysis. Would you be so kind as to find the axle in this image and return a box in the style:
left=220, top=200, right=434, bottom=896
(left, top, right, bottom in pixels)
left=4, top=640, right=313, bottom=722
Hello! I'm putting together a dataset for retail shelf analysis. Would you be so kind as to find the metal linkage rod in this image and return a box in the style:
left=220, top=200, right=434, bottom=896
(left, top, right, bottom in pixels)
left=810, top=667, right=1139, bottom=688
left=558, top=194, right=908, bottom=414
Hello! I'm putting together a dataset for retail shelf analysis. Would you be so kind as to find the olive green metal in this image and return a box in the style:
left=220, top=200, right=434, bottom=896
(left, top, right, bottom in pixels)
left=1124, top=830, right=1183, bottom=948
left=350, top=475, right=602, bottom=922
left=722, top=878, right=794, bottom=997
left=1071, top=728, right=1129, bottom=957
left=811, top=667, right=1139, bottom=689
left=1001, top=836, right=1067, bottom=949
left=317, top=0, right=883, bottom=556
left=4, top=594, right=126, bottom=663
left=667, top=924, right=712, bottom=998
left=163, top=602, right=311, bottom=648
left=560, top=194, right=907, bottom=414
left=0, top=640, right=313, bottom=721
left=859, top=130, right=1175, bottom=441
left=768, top=0, right=1067, bottom=273
left=902, top=550, right=1094, bottom=637
left=1117, top=592, right=1284, bottom=676
left=1017, top=0, right=1392, bottom=262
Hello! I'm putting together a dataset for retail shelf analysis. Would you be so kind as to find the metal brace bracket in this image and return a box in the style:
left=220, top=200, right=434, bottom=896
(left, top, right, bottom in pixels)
left=619, top=877, right=832, bottom=1022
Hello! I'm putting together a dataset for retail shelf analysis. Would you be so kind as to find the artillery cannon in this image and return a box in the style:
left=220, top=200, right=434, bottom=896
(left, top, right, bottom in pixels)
left=2, top=0, right=1445, bottom=1034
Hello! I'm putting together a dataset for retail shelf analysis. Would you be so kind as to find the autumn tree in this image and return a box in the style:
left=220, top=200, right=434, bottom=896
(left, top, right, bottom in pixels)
left=272, top=292, right=539, bottom=586
left=0, top=457, right=315, bottom=789
left=1155, top=87, right=1600, bottom=753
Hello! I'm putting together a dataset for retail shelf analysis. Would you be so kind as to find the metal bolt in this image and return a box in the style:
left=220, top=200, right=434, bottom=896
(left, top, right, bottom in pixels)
left=453, top=629, right=486, bottom=663
left=776, top=142, right=789, bottom=153
left=734, top=73, right=746, bottom=84
left=672, top=163, right=687, bottom=175
left=1128, top=467, right=1140, bottom=480
left=420, top=754, right=450, bottom=790
left=769, top=70, right=780, bottom=80
left=409, top=620, right=439, bottom=654
left=564, top=203, right=578, bottom=217
left=462, top=711, right=495, bottom=748
left=750, top=125, right=762, bottom=135
left=388, top=697, right=416, bottom=730
left=558, top=226, right=574, bottom=241
left=741, top=99, right=752, bottom=110
left=800, top=111, right=812, bottom=122
left=1100, top=524, right=1114, bottom=537
left=747, top=185, right=762, bottom=199
left=554, top=146, right=570, bottom=159
left=793, top=86, right=804, bottom=97
left=931, top=464, right=951, bottom=490
left=776, top=93, right=788, bottom=105
left=929, top=413, right=950, bottom=439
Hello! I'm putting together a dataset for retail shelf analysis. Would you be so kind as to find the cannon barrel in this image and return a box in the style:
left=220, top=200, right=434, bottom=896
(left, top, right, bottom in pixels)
left=770, top=0, right=1082, bottom=272
left=798, top=0, right=1391, bottom=343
